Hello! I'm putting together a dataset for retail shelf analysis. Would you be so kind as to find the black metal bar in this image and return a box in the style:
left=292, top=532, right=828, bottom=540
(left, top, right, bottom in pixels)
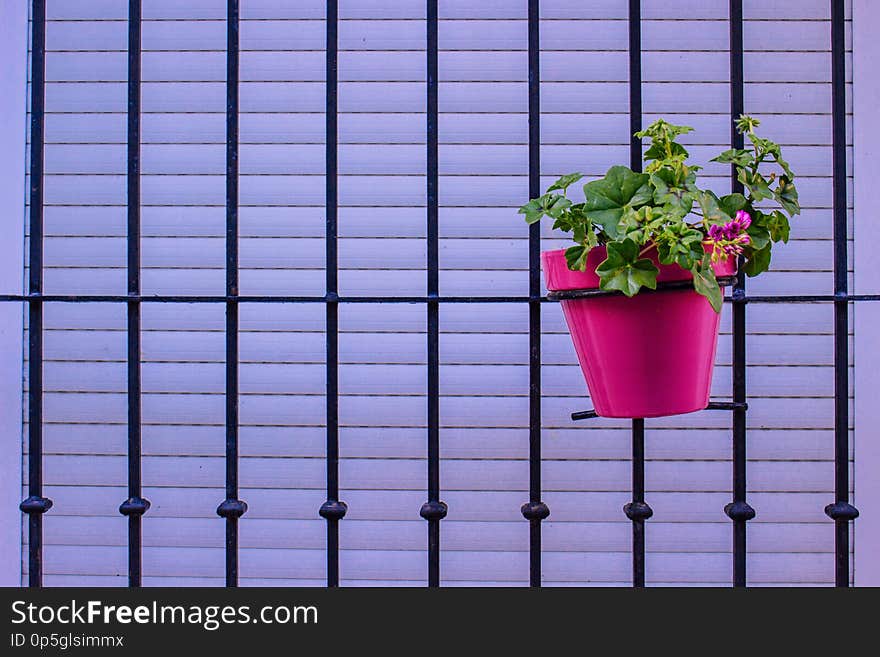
left=20, top=0, right=52, bottom=589
left=318, top=0, right=347, bottom=588
left=705, top=401, right=748, bottom=412
left=546, top=276, right=739, bottom=300
left=1, top=293, right=879, bottom=305
left=628, top=0, right=642, bottom=170
left=118, top=0, right=150, bottom=588
left=419, top=0, right=447, bottom=587
left=624, top=419, right=652, bottom=587
left=740, top=294, right=880, bottom=303
left=520, top=0, right=550, bottom=589
left=824, top=0, right=859, bottom=587
left=723, top=0, right=755, bottom=589
left=625, top=0, right=651, bottom=589
left=572, top=401, right=748, bottom=422
left=215, top=0, right=247, bottom=588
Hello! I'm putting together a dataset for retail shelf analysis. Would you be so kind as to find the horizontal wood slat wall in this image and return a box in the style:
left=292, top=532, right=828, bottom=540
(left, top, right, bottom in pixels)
left=21, top=0, right=855, bottom=585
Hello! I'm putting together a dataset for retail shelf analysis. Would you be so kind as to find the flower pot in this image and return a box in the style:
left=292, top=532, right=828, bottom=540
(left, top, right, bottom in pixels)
left=542, top=247, right=737, bottom=419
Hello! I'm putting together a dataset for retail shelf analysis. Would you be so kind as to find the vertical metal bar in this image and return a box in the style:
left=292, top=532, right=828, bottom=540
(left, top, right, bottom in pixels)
left=20, top=0, right=52, bottom=589
left=724, top=0, right=755, bottom=588
left=520, top=0, right=550, bottom=589
left=215, top=0, right=247, bottom=587
left=319, top=0, right=347, bottom=587
left=623, top=0, right=652, bottom=589
left=624, top=419, right=651, bottom=587
left=825, top=0, right=859, bottom=586
left=628, top=0, right=642, bottom=172
left=419, top=0, right=447, bottom=587
left=118, top=0, right=150, bottom=588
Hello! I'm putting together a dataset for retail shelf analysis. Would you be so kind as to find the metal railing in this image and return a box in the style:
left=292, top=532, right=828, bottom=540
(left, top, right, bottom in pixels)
left=1, top=0, right=868, bottom=588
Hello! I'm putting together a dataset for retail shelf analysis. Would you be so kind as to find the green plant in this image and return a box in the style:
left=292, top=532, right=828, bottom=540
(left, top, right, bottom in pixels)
left=518, top=116, right=799, bottom=312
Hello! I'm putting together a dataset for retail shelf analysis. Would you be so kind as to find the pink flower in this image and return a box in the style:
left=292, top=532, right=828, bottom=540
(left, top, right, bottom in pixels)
left=735, top=210, right=752, bottom=230
left=706, top=210, right=752, bottom=262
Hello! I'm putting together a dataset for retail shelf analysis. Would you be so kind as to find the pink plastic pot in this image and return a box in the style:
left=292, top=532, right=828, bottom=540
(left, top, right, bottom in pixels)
left=542, top=246, right=737, bottom=419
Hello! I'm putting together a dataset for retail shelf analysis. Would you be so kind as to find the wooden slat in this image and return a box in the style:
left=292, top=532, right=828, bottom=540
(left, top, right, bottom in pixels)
left=28, top=424, right=851, bottom=462
left=35, top=81, right=852, bottom=116
left=36, top=205, right=848, bottom=242
left=42, top=51, right=854, bottom=85
left=32, top=454, right=841, bottom=491
left=32, top=545, right=835, bottom=583
left=40, top=516, right=834, bottom=554
left=33, top=330, right=847, bottom=366
left=31, top=298, right=837, bottom=333
left=45, top=19, right=849, bottom=54
left=34, top=361, right=844, bottom=398
left=40, top=143, right=851, bottom=177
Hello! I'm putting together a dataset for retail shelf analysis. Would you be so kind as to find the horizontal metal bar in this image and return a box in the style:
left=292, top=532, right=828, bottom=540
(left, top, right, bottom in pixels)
left=0, top=294, right=530, bottom=304
left=705, top=401, right=749, bottom=411
left=744, top=294, right=880, bottom=303
left=1, top=294, right=879, bottom=305
left=572, top=400, right=747, bottom=422
left=547, top=276, right=739, bottom=300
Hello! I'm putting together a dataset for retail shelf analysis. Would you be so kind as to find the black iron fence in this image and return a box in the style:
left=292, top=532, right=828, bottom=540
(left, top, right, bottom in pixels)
left=2, top=0, right=874, bottom=588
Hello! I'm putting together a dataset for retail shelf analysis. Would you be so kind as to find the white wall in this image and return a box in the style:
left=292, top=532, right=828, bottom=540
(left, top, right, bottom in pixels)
left=853, top=0, right=880, bottom=586
left=8, top=0, right=864, bottom=585
left=0, top=0, right=28, bottom=588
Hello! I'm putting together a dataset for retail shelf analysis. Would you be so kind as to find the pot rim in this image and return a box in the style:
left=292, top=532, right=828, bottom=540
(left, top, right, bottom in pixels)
left=540, top=245, right=738, bottom=293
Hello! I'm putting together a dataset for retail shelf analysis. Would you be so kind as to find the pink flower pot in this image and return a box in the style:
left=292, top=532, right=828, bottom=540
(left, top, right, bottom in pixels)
left=542, top=246, right=737, bottom=419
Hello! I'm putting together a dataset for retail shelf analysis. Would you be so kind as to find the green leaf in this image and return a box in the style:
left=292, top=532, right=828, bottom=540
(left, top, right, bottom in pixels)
left=551, top=203, right=585, bottom=233
left=644, top=140, right=690, bottom=162
left=658, top=241, right=699, bottom=270
left=750, top=135, right=777, bottom=157
left=551, top=216, right=571, bottom=232
left=544, top=194, right=572, bottom=219
left=546, top=172, right=585, bottom=193
left=773, top=153, right=794, bottom=179
left=595, top=239, right=658, bottom=297
left=768, top=210, right=790, bottom=243
left=697, top=190, right=732, bottom=225
left=518, top=198, right=544, bottom=224
left=737, top=169, right=774, bottom=202
left=774, top=176, right=800, bottom=216
left=635, top=119, right=694, bottom=142
left=742, top=244, right=772, bottom=277
left=745, top=213, right=771, bottom=250
left=747, top=228, right=771, bottom=252
left=658, top=226, right=704, bottom=270
left=650, top=171, right=696, bottom=218
left=581, top=166, right=651, bottom=238
left=712, top=148, right=753, bottom=167
left=691, top=255, right=723, bottom=313
left=564, top=245, right=589, bottom=271
left=718, top=193, right=748, bottom=217
left=597, top=237, right=638, bottom=266
left=618, top=206, right=667, bottom=246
